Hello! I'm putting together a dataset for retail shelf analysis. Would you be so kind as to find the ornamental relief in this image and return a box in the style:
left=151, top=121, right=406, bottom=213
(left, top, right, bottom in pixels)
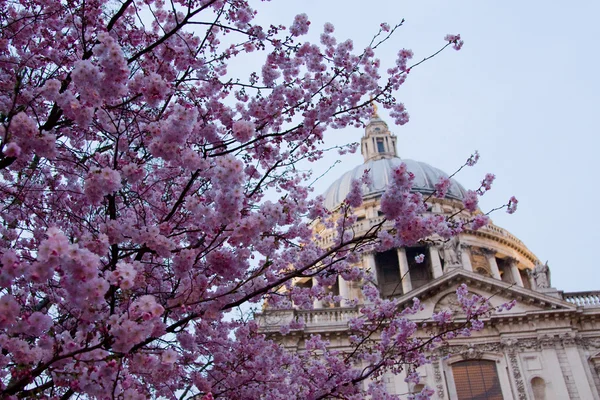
left=508, top=352, right=528, bottom=400
left=431, top=358, right=445, bottom=399
left=469, top=247, right=491, bottom=276
left=435, top=334, right=591, bottom=358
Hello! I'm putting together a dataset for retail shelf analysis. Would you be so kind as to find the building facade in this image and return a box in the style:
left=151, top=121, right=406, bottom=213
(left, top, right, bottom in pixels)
left=258, top=114, right=600, bottom=399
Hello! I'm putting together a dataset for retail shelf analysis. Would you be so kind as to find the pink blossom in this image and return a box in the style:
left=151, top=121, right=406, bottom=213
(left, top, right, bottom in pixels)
left=481, top=173, right=495, bottom=192
left=232, top=120, right=255, bottom=142
left=466, top=150, right=480, bottom=166
left=507, top=196, right=518, bottom=214
left=444, top=33, right=464, bottom=50
left=462, top=190, right=479, bottom=212
left=434, top=176, right=451, bottom=198
left=345, top=179, right=363, bottom=207
left=290, top=13, right=310, bottom=36
left=84, top=167, right=123, bottom=204
left=161, top=348, right=178, bottom=364
left=4, top=142, right=21, bottom=158
left=471, top=214, right=489, bottom=230
left=414, top=254, right=425, bottom=263
left=0, top=294, right=19, bottom=329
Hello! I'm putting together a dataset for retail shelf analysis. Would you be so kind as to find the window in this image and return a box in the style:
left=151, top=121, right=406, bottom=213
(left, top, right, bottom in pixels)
left=322, top=279, right=340, bottom=307
left=496, top=258, right=513, bottom=284
left=406, top=247, right=432, bottom=289
left=376, top=138, right=385, bottom=153
left=411, top=384, right=425, bottom=394
left=452, top=360, right=503, bottom=400
left=520, top=269, right=532, bottom=289
left=375, top=250, right=402, bottom=298
left=531, top=377, right=546, bottom=400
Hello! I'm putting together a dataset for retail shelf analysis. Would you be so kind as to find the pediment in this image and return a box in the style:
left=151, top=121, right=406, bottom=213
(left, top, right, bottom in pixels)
left=394, top=269, right=576, bottom=320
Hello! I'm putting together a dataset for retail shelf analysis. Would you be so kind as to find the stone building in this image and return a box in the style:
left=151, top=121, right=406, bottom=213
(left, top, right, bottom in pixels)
left=258, top=113, right=600, bottom=399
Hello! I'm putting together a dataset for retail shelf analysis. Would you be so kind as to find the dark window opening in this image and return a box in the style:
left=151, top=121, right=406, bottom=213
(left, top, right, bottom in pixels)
left=520, top=269, right=532, bottom=289
left=376, top=138, right=385, bottom=153
left=322, top=279, right=340, bottom=307
left=452, top=360, right=504, bottom=400
left=406, top=247, right=432, bottom=290
left=296, top=279, right=313, bottom=290
left=496, top=258, right=513, bottom=284
left=375, top=250, right=402, bottom=298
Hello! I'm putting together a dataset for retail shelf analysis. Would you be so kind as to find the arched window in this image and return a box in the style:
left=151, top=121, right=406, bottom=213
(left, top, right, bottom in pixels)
left=411, top=383, right=425, bottom=394
left=531, top=377, right=546, bottom=400
left=452, top=360, right=503, bottom=399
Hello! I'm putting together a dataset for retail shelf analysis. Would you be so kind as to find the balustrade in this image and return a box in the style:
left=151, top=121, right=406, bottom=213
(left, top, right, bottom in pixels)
left=563, top=291, right=600, bottom=307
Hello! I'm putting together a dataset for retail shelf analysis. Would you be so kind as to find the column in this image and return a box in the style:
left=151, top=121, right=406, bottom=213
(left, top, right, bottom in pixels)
left=507, top=257, right=524, bottom=287
left=483, top=248, right=501, bottom=280
left=460, top=244, right=473, bottom=272
left=429, top=246, right=443, bottom=278
left=338, top=276, right=351, bottom=307
left=362, top=252, right=379, bottom=301
left=312, top=277, right=323, bottom=309
left=363, top=252, right=378, bottom=285
left=527, top=269, right=536, bottom=289
left=562, top=336, right=596, bottom=399
left=397, top=248, right=412, bottom=294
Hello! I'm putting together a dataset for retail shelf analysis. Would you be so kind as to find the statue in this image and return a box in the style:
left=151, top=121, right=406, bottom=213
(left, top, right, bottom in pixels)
left=533, top=261, right=551, bottom=289
left=439, top=236, right=462, bottom=269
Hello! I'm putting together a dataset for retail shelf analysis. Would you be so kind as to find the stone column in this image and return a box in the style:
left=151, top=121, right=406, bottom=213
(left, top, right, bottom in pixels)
left=363, top=252, right=377, bottom=284
left=507, top=257, right=524, bottom=287
left=362, top=252, right=379, bottom=301
left=338, top=276, right=351, bottom=307
left=460, top=244, right=473, bottom=272
left=397, top=248, right=412, bottom=294
left=312, top=277, right=323, bottom=309
left=562, top=335, right=595, bottom=400
left=429, top=246, right=443, bottom=278
left=527, top=270, right=535, bottom=289
left=482, top=248, right=501, bottom=280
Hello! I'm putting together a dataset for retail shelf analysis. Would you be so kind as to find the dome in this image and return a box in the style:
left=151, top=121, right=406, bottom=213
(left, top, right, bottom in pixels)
left=323, top=157, right=467, bottom=210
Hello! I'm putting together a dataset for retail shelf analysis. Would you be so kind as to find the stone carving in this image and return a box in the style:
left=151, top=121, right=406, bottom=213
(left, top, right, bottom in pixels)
left=580, top=337, right=600, bottom=350
left=439, top=237, right=462, bottom=269
left=461, top=345, right=483, bottom=360
left=433, top=292, right=465, bottom=316
left=508, top=352, right=528, bottom=400
left=432, top=358, right=445, bottom=399
left=561, top=333, right=577, bottom=347
left=515, top=338, right=542, bottom=351
left=437, top=342, right=502, bottom=358
left=532, top=261, right=551, bottom=289
left=538, top=334, right=558, bottom=350
left=469, top=247, right=491, bottom=275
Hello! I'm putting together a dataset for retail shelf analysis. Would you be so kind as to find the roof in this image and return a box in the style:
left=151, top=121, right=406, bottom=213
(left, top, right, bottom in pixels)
left=322, top=157, right=467, bottom=210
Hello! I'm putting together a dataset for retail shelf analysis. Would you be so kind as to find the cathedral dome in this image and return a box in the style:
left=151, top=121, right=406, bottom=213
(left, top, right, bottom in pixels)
left=323, top=157, right=467, bottom=210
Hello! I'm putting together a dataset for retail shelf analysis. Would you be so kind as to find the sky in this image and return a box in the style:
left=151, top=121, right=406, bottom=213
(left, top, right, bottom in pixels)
left=247, top=1, right=600, bottom=292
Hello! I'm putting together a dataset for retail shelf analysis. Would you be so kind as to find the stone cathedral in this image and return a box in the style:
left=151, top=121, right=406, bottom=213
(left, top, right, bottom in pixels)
left=258, top=113, right=600, bottom=399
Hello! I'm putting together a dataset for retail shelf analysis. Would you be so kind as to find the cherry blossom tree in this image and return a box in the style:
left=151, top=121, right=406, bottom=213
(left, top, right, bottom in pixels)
left=0, top=0, right=510, bottom=398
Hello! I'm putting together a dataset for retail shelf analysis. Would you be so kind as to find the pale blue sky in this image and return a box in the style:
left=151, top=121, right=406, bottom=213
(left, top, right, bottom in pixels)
left=248, top=1, right=600, bottom=292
